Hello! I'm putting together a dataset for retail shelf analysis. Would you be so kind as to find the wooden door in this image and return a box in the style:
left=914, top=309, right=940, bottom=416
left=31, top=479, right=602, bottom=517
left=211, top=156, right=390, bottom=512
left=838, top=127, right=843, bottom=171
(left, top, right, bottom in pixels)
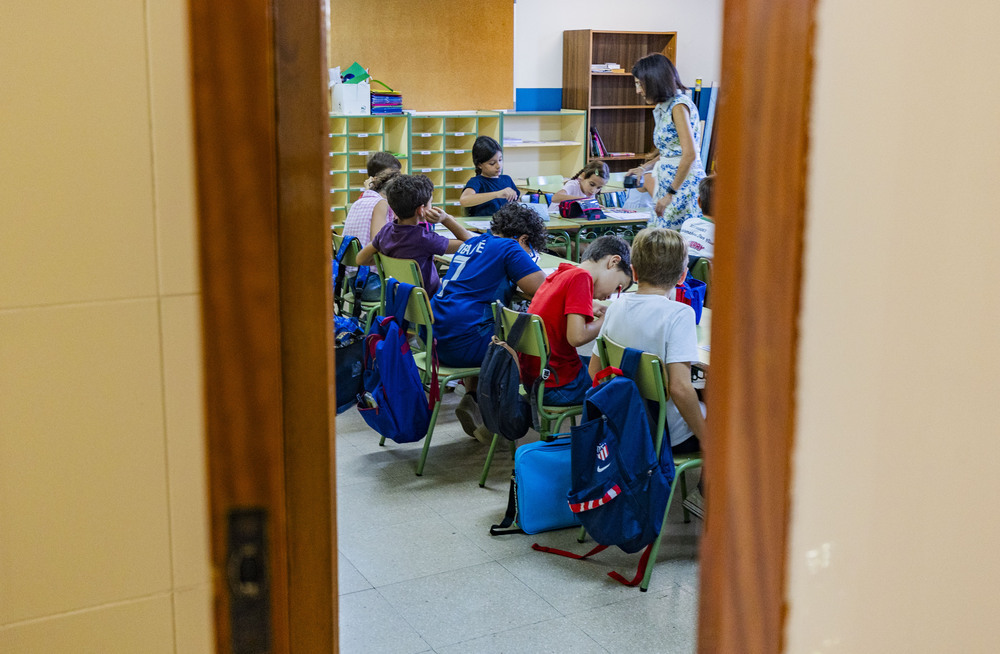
left=189, top=0, right=336, bottom=651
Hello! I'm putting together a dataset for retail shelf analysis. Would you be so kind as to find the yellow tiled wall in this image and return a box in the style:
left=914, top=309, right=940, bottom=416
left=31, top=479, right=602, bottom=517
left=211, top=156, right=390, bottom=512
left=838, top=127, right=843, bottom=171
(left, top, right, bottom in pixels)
left=0, top=1, right=210, bottom=651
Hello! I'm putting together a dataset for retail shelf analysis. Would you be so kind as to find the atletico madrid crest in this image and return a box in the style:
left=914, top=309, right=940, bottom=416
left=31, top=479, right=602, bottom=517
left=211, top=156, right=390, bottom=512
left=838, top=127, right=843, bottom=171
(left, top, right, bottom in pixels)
left=596, top=442, right=609, bottom=461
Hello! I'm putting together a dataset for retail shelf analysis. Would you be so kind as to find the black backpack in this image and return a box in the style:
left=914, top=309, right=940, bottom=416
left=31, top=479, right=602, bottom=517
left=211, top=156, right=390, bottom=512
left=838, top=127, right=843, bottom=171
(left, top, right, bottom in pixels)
left=478, top=312, right=533, bottom=441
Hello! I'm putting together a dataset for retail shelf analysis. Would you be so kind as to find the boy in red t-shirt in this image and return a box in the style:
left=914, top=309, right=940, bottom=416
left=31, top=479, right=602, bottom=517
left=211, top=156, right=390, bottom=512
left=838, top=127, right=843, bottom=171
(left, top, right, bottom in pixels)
left=522, top=235, right=634, bottom=405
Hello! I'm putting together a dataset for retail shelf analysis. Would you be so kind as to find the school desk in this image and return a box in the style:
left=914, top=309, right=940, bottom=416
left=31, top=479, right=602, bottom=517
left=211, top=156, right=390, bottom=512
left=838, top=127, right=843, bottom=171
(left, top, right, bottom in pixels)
left=562, top=210, right=652, bottom=259
left=434, top=217, right=582, bottom=261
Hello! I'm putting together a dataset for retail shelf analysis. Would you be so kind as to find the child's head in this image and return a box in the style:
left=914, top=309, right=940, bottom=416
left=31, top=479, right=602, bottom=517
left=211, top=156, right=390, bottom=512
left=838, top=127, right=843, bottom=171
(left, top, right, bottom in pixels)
left=472, top=136, right=503, bottom=177
left=370, top=168, right=401, bottom=194
left=698, top=174, right=715, bottom=218
left=574, top=160, right=610, bottom=196
left=631, top=53, right=685, bottom=104
left=580, top=235, right=634, bottom=300
left=366, top=151, right=402, bottom=178
left=490, top=202, right=547, bottom=252
left=631, top=227, right=687, bottom=289
left=384, top=174, right=434, bottom=219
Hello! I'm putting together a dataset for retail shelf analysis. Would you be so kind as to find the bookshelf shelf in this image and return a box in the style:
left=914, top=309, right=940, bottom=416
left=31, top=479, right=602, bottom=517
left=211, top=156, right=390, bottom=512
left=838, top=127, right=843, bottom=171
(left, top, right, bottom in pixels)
left=563, top=29, right=677, bottom=173
left=499, top=109, right=586, bottom=180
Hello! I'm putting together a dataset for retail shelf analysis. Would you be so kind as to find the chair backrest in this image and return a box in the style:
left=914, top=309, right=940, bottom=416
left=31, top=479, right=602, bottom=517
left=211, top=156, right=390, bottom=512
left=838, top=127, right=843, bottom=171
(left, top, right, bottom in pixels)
left=332, top=232, right=361, bottom=267
left=595, top=335, right=669, bottom=454
left=374, top=252, right=422, bottom=288
left=497, top=303, right=550, bottom=362
left=402, top=285, right=435, bottom=384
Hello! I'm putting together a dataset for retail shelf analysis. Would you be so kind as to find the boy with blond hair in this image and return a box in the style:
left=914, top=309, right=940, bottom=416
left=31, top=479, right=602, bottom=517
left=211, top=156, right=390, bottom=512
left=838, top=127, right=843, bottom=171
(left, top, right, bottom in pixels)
left=588, top=227, right=707, bottom=512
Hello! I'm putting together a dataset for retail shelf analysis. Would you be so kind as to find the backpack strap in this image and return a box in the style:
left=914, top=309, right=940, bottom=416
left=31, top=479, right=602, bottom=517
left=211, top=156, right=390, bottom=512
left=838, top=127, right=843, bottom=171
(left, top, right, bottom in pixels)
left=619, top=347, right=643, bottom=380
left=489, top=470, right=524, bottom=536
left=384, top=278, right=415, bottom=329
left=531, top=540, right=654, bottom=588
left=505, top=312, right=531, bottom=349
left=333, top=236, right=358, bottom=310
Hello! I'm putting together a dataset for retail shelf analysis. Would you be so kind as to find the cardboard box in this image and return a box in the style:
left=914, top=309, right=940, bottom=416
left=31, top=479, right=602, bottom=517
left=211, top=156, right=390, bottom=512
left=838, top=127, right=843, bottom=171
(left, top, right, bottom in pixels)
left=331, top=81, right=370, bottom=115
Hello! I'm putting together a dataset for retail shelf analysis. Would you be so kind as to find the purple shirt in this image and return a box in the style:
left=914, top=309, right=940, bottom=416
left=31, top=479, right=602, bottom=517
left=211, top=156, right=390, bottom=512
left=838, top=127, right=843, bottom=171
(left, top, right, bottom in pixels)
left=372, top=221, right=450, bottom=294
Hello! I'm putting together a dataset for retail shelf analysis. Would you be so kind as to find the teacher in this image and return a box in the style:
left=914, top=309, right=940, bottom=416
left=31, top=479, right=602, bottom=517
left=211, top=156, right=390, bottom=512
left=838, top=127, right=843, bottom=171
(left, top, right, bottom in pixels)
left=628, top=53, right=706, bottom=231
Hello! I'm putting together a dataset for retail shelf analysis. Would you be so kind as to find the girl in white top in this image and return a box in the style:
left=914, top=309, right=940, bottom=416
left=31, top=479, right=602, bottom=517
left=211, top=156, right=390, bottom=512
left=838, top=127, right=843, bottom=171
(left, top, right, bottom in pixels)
left=680, top=175, right=716, bottom=265
left=551, top=160, right=610, bottom=205
left=342, top=153, right=401, bottom=247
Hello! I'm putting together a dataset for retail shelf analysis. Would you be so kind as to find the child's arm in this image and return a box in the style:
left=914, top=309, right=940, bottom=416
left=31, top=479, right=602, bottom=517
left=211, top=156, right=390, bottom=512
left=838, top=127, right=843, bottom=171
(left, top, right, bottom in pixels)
left=551, top=189, right=584, bottom=204
left=460, top=186, right=518, bottom=208
left=368, top=199, right=390, bottom=239
left=516, top=271, right=546, bottom=297
left=666, top=361, right=706, bottom=440
left=588, top=352, right=603, bottom=379
left=424, top=207, right=472, bottom=254
left=356, top=242, right=377, bottom=266
left=565, top=313, right=604, bottom=348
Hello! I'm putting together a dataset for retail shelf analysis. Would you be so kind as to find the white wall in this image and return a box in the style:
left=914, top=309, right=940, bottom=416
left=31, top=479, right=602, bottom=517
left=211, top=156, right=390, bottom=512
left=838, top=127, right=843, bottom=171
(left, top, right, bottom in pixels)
left=513, top=0, right=724, bottom=89
left=787, top=0, right=1000, bottom=651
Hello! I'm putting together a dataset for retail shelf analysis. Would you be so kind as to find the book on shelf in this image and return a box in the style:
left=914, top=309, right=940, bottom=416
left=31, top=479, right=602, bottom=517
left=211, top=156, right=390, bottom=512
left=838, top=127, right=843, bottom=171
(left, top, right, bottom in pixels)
left=607, top=152, right=634, bottom=157
left=589, top=126, right=608, bottom=157
left=590, top=62, right=622, bottom=72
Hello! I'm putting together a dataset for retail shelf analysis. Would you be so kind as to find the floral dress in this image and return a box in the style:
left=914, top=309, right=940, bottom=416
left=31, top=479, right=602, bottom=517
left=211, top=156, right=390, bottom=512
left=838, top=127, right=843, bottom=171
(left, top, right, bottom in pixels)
left=652, top=92, right=706, bottom=230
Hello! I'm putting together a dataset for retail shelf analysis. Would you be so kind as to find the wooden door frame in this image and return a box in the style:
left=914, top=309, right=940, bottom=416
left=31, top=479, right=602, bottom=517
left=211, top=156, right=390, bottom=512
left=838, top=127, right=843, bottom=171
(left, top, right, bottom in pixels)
left=188, top=0, right=815, bottom=652
left=189, top=0, right=335, bottom=651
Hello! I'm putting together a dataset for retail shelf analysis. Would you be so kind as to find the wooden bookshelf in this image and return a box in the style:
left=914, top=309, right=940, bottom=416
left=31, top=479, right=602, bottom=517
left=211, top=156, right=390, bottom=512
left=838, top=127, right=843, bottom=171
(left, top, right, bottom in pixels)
left=563, top=30, right=677, bottom=172
left=499, top=110, right=586, bottom=180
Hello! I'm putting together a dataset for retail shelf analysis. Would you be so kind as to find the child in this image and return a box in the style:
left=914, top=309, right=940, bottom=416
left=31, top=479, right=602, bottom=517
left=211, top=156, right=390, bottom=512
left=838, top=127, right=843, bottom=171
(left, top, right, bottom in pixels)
left=588, top=227, right=706, bottom=456
left=431, top=203, right=548, bottom=440
left=460, top=136, right=520, bottom=217
left=356, top=175, right=472, bottom=294
left=680, top=174, right=715, bottom=267
left=523, top=235, right=634, bottom=406
left=343, top=152, right=402, bottom=247
left=550, top=160, right=610, bottom=205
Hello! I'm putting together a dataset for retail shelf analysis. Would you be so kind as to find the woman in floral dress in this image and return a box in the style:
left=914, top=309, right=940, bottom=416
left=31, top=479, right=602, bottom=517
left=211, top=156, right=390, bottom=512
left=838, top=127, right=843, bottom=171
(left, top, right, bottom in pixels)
left=627, top=53, right=706, bottom=230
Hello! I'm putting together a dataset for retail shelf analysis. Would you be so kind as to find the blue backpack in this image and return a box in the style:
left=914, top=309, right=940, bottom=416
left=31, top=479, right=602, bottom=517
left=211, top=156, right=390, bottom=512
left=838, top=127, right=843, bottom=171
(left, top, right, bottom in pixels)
left=356, top=279, right=438, bottom=443
left=533, top=348, right=675, bottom=585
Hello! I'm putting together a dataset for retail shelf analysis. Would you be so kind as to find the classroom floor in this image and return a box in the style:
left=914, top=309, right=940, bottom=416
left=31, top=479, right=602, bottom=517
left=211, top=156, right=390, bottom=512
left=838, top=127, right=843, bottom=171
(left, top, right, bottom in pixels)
left=336, top=389, right=702, bottom=654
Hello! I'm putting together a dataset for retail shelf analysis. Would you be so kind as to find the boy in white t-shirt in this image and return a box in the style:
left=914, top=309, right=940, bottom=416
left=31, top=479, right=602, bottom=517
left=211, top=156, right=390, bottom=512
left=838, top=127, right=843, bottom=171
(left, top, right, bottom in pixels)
left=680, top=174, right=715, bottom=266
left=587, top=227, right=707, bottom=513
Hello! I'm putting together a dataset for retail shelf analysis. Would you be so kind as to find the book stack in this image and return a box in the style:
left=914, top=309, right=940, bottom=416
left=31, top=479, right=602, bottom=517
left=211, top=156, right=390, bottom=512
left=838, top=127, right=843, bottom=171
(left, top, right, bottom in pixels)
left=590, top=62, right=626, bottom=74
left=371, top=89, right=402, bottom=114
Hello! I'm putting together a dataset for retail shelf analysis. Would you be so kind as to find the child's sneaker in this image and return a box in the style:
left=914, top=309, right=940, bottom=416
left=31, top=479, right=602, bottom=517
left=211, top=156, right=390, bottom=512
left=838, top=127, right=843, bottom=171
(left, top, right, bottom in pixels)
left=682, top=488, right=705, bottom=520
left=472, top=424, right=494, bottom=444
left=455, top=394, right=483, bottom=437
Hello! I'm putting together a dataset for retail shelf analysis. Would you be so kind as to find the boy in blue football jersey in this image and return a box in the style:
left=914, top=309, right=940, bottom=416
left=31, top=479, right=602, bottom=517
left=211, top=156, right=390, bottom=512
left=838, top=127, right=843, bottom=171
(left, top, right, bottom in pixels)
left=432, top=203, right=547, bottom=440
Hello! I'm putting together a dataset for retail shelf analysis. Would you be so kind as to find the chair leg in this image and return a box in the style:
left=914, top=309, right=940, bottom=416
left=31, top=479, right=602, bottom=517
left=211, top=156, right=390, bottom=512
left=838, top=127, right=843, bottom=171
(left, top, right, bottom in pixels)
left=379, top=435, right=385, bottom=447
left=415, top=381, right=445, bottom=476
left=640, top=460, right=702, bottom=591
left=577, top=525, right=587, bottom=543
left=679, top=470, right=691, bottom=523
left=479, top=433, right=501, bottom=487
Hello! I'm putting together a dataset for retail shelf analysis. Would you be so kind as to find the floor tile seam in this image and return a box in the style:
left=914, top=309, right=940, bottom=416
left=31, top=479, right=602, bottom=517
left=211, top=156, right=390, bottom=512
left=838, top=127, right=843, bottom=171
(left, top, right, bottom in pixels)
left=336, top=508, right=465, bottom=542
left=426, top=613, right=566, bottom=652
left=369, top=585, right=433, bottom=651
left=361, top=549, right=498, bottom=591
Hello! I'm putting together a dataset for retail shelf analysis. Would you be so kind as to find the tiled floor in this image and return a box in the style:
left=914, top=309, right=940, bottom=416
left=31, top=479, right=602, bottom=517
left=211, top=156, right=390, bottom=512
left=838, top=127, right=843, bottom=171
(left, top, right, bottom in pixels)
left=336, top=391, right=701, bottom=654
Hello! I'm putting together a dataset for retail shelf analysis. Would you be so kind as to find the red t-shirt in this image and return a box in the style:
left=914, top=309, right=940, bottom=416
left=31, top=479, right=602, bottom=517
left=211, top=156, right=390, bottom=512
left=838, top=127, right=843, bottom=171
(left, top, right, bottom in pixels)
left=522, top=263, right=594, bottom=388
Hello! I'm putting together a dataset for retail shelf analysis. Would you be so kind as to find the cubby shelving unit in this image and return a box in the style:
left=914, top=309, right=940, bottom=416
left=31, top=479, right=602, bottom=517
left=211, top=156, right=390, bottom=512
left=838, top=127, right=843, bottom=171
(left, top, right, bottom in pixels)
left=500, top=109, right=587, bottom=180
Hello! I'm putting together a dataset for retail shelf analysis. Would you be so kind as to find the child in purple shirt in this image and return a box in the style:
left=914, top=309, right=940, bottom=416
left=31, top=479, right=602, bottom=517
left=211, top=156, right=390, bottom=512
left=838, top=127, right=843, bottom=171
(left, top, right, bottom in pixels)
left=357, top=175, right=472, bottom=294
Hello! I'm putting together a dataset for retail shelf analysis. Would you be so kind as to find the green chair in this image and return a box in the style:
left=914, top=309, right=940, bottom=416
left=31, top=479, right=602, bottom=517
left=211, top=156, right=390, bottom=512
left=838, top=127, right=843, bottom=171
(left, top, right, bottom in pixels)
left=586, top=335, right=703, bottom=592
left=373, top=252, right=423, bottom=313
left=331, top=232, right=380, bottom=328
left=382, top=285, right=481, bottom=476
left=478, top=303, right=584, bottom=487
left=690, top=257, right=711, bottom=307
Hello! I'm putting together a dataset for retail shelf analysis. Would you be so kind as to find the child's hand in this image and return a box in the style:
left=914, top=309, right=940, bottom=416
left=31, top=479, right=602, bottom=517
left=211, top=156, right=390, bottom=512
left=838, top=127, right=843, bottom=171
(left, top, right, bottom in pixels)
left=497, top=187, right=518, bottom=201
left=423, top=206, right=450, bottom=224
left=592, top=301, right=608, bottom=318
left=655, top=194, right=672, bottom=217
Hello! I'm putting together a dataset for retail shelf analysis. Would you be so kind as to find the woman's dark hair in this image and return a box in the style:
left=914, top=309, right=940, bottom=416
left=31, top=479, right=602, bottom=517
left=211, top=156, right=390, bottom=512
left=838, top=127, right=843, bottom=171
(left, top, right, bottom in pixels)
left=384, top=174, right=434, bottom=219
left=471, top=136, right=502, bottom=174
left=571, top=159, right=610, bottom=182
left=631, top=53, right=686, bottom=104
left=366, top=151, right=402, bottom=178
left=698, top=174, right=715, bottom=217
left=370, top=168, right=400, bottom=193
left=581, top=235, right=632, bottom=276
left=490, top=202, right=546, bottom=250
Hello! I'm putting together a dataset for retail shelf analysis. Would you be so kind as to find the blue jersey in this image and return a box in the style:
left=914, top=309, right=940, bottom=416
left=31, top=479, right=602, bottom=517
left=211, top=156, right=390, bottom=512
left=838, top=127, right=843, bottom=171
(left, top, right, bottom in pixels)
left=463, top=174, right=520, bottom=217
left=431, top=233, right=540, bottom=346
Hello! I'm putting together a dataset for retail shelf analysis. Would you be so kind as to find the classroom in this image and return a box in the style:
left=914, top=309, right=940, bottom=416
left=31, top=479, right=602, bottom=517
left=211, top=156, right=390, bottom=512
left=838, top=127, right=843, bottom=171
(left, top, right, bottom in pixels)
left=3, top=1, right=1000, bottom=653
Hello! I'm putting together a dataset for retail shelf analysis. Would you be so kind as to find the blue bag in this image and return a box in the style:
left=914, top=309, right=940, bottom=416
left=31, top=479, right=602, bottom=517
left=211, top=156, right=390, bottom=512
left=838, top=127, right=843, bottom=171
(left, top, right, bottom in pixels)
left=675, top=273, right=707, bottom=324
left=333, top=236, right=381, bottom=316
left=490, top=438, right=580, bottom=536
left=356, top=279, right=437, bottom=443
left=532, top=348, right=675, bottom=585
